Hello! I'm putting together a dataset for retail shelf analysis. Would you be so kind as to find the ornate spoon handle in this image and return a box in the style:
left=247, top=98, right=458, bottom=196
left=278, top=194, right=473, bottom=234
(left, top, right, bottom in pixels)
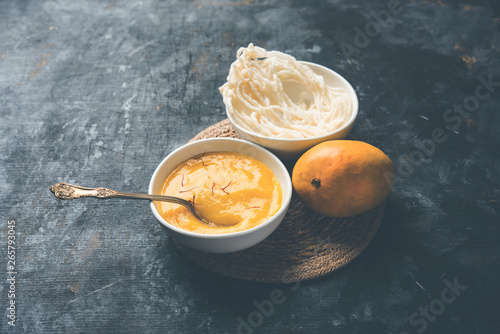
left=50, top=183, right=118, bottom=199
left=49, top=182, right=201, bottom=218
left=50, top=182, right=180, bottom=202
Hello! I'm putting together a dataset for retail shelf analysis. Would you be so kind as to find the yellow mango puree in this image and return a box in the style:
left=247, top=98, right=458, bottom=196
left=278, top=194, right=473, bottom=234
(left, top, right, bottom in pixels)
left=156, top=152, right=282, bottom=234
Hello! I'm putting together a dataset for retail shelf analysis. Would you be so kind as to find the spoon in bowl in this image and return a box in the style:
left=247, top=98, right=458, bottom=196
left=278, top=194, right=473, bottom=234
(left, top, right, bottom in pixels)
left=49, top=182, right=214, bottom=226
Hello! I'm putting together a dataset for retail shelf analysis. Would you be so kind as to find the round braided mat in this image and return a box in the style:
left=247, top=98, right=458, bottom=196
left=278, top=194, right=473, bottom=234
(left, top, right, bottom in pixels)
left=174, top=119, right=385, bottom=283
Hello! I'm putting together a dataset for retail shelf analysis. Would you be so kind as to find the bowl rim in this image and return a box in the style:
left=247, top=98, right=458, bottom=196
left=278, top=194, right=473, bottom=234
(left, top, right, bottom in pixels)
left=148, top=137, right=293, bottom=239
left=225, top=61, right=359, bottom=143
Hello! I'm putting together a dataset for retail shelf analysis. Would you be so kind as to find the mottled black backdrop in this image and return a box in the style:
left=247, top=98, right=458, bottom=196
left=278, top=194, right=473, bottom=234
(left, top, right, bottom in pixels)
left=0, top=0, right=499, bottom=333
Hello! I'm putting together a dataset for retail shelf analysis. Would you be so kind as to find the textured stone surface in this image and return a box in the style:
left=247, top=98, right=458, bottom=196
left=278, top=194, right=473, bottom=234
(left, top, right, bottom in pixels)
left=0, top=0, right=499, bottom=333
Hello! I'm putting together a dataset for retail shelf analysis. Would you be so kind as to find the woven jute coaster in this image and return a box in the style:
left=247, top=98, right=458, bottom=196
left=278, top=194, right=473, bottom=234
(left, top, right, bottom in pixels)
left=174, top=119, right=385, bottom=283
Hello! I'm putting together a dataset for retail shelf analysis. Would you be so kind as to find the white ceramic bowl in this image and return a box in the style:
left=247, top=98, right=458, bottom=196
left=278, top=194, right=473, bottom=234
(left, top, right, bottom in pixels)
left=149, top=138, right=292, bottom=253
left=225, top=61, right=359, bottom=160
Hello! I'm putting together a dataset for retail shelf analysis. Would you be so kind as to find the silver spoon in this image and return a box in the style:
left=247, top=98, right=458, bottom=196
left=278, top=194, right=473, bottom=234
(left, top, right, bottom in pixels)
left=49, top=182, right=214, bottom=226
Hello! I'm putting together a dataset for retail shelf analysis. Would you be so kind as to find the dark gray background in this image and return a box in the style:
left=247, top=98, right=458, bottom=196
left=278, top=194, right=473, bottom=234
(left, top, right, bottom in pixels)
left=1, top=0, right=499, bottom=333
